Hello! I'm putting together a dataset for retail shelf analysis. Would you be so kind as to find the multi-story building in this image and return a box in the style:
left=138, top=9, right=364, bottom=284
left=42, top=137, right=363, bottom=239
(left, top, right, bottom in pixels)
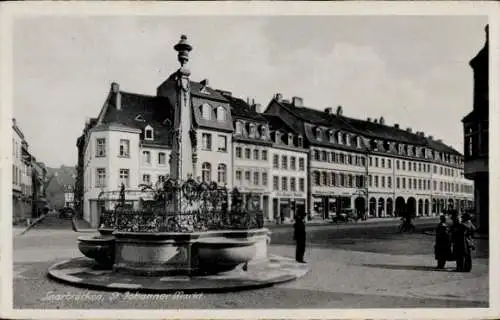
left=263, top=94, right=474, bottom=219
left=12, top=118, right=37, bottom=223
left=64, top=185, right=75, bottom=208
left=264, top=114, right=308, bottom=222
left=31, top=158, right=48, bottom=217
left=463, top=25, right=489, bottom=232
left=228, top=94, right=273, bottom=219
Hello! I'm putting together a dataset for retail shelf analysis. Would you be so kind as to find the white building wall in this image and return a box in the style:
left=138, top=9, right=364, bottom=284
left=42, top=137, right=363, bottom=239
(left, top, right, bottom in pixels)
left=138, top=146, right=171, bottom=185
left=269, top=146, right=308, bottom=222
left=197, top=128, right=233, bottom=188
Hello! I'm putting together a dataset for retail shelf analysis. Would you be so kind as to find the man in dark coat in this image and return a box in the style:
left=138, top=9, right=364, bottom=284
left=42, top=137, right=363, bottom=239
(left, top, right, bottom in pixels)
left=293, top=208, right=307, bottom=263
left=450, top=213, right=476, bottom=272
left=434, top=215, right=451, bottom=269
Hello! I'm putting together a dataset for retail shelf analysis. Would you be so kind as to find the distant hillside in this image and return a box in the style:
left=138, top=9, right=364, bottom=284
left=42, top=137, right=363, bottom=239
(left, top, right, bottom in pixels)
left=45, top=165, right=76, bottom=209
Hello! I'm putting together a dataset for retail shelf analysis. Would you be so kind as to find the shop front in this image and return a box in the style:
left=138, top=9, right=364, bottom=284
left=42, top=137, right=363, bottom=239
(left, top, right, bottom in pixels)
left=235, top=186, right=270, bottom=220
left=272, top=192, right=306, bottom=223
left=311, top=191, right=353, bottom=220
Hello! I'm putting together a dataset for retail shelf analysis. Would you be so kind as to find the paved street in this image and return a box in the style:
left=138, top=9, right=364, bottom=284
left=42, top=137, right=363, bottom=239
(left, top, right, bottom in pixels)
left=13, top=216, right=488, bottom=309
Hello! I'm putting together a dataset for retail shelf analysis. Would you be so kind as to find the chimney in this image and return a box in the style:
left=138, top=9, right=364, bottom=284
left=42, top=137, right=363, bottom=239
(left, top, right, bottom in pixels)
left=379, top=117, right=385, bottom=125
left=336, top=106, right=343, bottom=116
left=406, top=127, right=412, bottom=133
left=394, top=123, right=400, bottom=129
left=367, top=117, right=371, bottom=122
left=324, top=107, right=333, bottom=114
left=292, top=96, right=303, bottom=107
left=253, top=103, right=262, bottom=113
left=111, top=82, right=121, bottom=110
left=12, top=118, right=16, bottom=126
left=374, top=119, right=378, bottom=124
left=200, top=79, right=209, bottom=89
left=428, top=135, right=434, bottom=140
left=275, top=93, right=283, bottom=101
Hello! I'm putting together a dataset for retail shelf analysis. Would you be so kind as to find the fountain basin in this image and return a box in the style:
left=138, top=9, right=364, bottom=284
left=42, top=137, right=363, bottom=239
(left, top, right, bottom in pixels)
left=77, top=235, right=115, bottom=268
left=112, top=228, right=270, bottom=276
left=98, top=227, right=114, bottom=236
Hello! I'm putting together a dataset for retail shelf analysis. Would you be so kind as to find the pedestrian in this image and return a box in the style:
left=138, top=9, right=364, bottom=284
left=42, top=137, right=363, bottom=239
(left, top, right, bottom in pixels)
left=293, top=207, right=307, bottom=263
left=434, top=215, right=451, bottom=269
left=461, top=213, right=476, bottom=272
left=450, top=212, right=476, bottom=272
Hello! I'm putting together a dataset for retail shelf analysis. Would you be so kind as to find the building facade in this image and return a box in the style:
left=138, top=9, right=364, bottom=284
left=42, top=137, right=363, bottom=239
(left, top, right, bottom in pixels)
left=463, top=25, right=489, bottom=232
left=12, top=118, right=47, bottom=223
left=264, top=94, right=474, bottom=220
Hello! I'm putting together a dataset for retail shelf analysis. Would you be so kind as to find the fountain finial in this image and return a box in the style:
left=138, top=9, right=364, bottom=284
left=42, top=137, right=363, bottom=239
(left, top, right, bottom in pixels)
left=174, top=34, right=193, bottom=67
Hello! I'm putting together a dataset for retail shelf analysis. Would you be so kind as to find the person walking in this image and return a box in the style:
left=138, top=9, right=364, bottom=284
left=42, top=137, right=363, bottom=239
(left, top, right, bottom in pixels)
left=293, top=208, right=307, bottom=263
left=434, top=215, right=451, bottom=269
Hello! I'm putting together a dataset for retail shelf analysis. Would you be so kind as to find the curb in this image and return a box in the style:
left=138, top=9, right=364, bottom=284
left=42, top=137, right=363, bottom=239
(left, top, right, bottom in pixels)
left=15, top=214, right=47, bottom=236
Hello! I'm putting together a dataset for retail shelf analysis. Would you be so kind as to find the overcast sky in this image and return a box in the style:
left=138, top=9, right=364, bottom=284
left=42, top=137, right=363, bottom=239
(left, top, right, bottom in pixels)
left=13, top=15, right=488, bottom=168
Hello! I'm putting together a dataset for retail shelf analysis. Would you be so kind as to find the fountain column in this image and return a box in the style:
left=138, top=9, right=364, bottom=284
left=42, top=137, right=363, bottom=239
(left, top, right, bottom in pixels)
left=170, top=35, right=196, bottom=182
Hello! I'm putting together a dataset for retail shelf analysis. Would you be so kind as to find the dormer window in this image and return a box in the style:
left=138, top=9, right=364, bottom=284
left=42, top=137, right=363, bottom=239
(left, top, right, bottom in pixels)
left=315, top=128, right=322, bottom=141
left=216, top=106, right=227, bottom=122
left=356, top=136, right=362, bottom=148
left=275, top=131, right=281, bottom=144
left=297, top=135, right=303, bottom=147
left=337, top=131, right=342, bottom=144
left=249, top=124, right=257, bottom=138
left=329, top=130, right=335, bottom=143
left=288, top=133, right=293, bottom=146
left=201, top=103, right=211, bottom=120
left=144, top=125, right=154, bottom=141
left=345, top=133, right=350, bottom=146
left=135, top=114, right=145, bottom=122
left=162, top=118, right=172, bottom=127
left=235, top=121, right=243, bottom=135
left=260, top=125, right=268, bottom=140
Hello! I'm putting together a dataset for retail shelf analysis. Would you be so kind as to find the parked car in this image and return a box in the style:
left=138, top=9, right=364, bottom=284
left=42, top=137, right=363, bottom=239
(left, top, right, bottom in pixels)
left=331, top=209, right=358, bottom=224
left=59, top=207, right=75, bottom=219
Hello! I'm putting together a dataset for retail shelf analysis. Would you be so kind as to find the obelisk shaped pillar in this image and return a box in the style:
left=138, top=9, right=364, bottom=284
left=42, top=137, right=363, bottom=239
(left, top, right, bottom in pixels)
left=170, top=35, right=195, bottom=182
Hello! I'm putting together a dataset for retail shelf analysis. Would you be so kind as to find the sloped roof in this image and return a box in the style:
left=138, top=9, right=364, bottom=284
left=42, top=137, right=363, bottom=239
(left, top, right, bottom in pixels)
left=262, top=114, right=298, bottom=134
left=225, top=95, right=267, bottom=122
left=278, top=101, right=356, bottom=132
left=100, top=91, right=174, bottom=146
left=190, top=81, right=228, bottom=102
left=342, top=116, right=427, bottom=146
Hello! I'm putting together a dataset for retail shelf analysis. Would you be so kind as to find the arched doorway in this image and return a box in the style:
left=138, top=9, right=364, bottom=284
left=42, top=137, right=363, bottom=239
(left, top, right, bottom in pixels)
left=395, top=197, right=405, bottom=217
left=407, top=197, right=417, bottom=217
left=386, top=198, right=393, bottom=216
left=439, top=199, right=445, bottom=213
left=424, top=199, right=430, bottom=216
left=378, top=198, right=385, bottom=217
left=432, top=199, right=437, bottom=215
left=418, top=199, right=423, bottom=216
left=354, top=197, right=365, bottom=217
left=369, top=197, right=377, bottom=217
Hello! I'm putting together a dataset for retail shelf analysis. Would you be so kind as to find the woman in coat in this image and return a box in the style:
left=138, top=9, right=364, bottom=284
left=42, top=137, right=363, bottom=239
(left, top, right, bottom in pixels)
left=450, top=213, right=476, bottom=272
left=434, top=215, right=452, bottom=269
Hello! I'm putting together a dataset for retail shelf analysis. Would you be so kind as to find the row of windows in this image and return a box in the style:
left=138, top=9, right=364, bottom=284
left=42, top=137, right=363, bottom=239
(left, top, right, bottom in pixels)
left=142, top=151, right=167, bottom=165
left=94, top=138, right=130, bottom=158
left=313, top=149, right=366, bottom=167
left=272, top=176, right=306, bottom=192
left=201, top=162, right=227, bottom=184
left=235, top=170, right=268, bottom=186
left=12, top=139, right=22, bottom=160
left=235, top=121, right=269, bottom=140
left=312, top=171, right=366, bottom=188
left=235, top=147, right=268, bottom=161
left=201, top=104, right=228, bottom=122
left=12, top=164, right=31, bottom=186
left=272, top=155, right=306, bottom=171
left=201, top=133, right=228, bottom=152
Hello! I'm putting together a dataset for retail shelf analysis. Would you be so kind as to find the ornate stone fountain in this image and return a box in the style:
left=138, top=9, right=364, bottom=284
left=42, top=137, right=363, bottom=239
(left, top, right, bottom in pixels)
left=48, top=35, right=308, bottom=292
